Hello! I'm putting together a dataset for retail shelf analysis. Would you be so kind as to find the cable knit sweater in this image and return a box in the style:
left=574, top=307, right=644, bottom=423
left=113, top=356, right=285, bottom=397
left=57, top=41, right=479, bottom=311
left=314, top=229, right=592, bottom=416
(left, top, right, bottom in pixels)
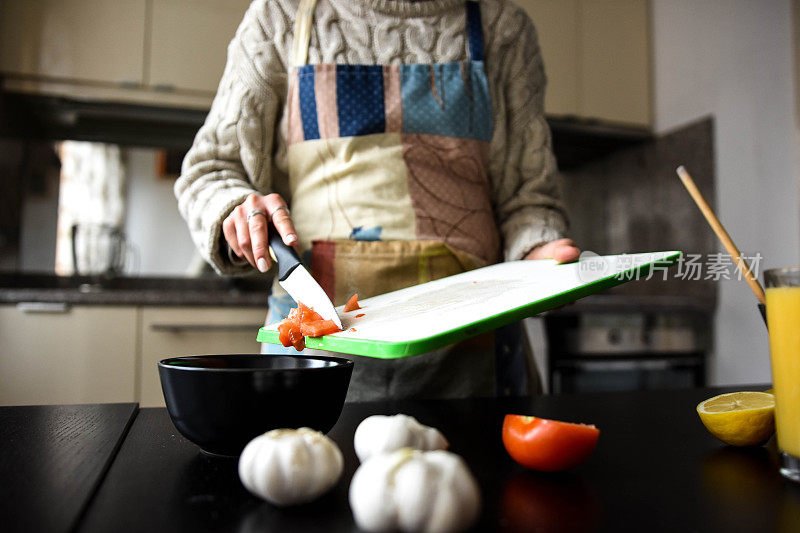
left=175, top=0, right=568, bottom=275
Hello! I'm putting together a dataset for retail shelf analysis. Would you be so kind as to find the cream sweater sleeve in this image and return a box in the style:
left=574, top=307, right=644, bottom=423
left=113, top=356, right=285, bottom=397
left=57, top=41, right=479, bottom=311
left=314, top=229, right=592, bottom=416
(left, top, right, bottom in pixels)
left=174, top=0, right=288, bottom=274
left=485, top=2, right=569, bottom=261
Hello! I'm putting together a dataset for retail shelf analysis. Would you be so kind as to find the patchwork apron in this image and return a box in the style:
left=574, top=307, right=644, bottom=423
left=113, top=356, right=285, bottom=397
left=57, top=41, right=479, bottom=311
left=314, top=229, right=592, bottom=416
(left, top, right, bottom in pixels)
left=265, top=0, right=529, bottom=400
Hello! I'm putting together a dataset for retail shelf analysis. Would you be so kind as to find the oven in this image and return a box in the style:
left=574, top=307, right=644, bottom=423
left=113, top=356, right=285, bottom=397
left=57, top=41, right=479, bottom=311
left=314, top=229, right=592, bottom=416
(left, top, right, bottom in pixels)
left=544, top=301, right=710, bottom=394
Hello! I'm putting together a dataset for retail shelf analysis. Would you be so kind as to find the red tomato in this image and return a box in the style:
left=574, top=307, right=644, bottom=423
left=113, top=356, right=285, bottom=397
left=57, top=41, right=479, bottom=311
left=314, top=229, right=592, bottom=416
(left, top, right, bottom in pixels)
left=276, top=301, right=341, bottom=350
left=343, top=293, right=361, bottom=313
left=290, top=302, right=323, bottom=323
left=277, top=319, right=305, bottom=350
left=502, top=415, right=600, bottom=472
left=300, top=319, right=340, bottom=337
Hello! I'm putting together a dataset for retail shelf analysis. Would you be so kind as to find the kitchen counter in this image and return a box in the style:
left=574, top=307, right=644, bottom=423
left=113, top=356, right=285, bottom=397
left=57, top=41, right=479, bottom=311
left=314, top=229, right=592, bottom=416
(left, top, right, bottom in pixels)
left=5, top=387, right=798, bottom=533
left=0, top=274, right=269, bottom=307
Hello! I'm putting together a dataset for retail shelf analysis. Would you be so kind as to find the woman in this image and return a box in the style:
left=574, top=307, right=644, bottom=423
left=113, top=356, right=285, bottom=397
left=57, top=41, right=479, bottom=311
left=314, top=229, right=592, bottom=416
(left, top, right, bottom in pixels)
left=175, top=0, right=579, bottom=401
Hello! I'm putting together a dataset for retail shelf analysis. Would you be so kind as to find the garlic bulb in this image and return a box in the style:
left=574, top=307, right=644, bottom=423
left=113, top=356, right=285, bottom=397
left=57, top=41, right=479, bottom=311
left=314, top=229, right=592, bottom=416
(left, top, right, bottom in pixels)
left=238, top=428, right=343, bottom=506
left=354, top=414, right=448, bottom=462
left=349, top=448, right=481, bottom=533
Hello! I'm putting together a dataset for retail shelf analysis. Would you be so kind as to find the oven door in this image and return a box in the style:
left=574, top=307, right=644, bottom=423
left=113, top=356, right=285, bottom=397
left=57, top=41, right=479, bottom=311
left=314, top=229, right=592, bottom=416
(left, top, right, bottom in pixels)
left=552, top=356, right=704, bottom=394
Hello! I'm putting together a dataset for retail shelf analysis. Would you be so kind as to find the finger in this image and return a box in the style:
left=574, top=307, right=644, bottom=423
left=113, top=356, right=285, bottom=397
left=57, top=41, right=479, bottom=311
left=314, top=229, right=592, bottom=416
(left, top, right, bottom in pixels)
left=248, top=210, right=272, bottom=273
left=554, top=245, right=581, bottom=264
left=222, top=216, right=244, bottom=258
left=234, top=214, right=256, bottom=268
left=263, top=193, right=298, bottom=246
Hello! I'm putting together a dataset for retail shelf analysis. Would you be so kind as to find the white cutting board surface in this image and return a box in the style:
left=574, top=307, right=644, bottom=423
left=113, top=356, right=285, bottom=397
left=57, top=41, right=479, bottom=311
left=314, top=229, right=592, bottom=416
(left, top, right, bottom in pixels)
left=258, top=251, right=681, bottom=358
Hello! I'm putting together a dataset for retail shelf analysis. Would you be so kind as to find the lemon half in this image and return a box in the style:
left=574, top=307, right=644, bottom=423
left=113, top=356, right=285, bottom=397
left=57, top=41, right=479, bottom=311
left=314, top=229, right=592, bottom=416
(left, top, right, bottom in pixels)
left=697, top=392, right=775, bottom=447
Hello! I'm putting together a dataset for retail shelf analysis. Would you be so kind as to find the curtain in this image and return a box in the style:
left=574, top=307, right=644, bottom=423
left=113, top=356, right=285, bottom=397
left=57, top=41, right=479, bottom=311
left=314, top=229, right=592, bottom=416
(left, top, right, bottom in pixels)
left=54, top=141, right=126, bottom=275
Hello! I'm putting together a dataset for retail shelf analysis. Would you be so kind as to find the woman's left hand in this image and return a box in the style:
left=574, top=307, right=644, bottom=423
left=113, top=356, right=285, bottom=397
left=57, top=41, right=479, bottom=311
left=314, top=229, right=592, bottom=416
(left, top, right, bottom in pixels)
left=524, top=238, right=581, bottom=264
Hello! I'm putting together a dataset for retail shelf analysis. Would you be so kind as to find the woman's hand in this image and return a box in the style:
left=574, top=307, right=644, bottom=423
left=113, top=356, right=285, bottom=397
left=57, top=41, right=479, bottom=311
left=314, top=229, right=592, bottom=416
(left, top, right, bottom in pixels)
left=524, top=238, right=581, bottom=264
left=222, top=193, right=298, bottom=272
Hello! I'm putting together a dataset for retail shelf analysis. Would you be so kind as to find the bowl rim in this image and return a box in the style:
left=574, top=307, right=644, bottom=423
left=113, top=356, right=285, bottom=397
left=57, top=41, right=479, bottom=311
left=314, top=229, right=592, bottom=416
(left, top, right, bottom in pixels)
left=157, top=353, right=354, bottom=372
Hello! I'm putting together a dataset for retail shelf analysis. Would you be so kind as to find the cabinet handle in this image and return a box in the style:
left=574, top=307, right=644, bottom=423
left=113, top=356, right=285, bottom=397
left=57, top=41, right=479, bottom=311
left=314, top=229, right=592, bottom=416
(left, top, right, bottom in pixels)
left=150, top=324, right=259, bottom=333
left=152, top=83, right=175, bottom=92
left=17, top=302, right=70, bottom=314
left=117, top=80, right=141, bottom=89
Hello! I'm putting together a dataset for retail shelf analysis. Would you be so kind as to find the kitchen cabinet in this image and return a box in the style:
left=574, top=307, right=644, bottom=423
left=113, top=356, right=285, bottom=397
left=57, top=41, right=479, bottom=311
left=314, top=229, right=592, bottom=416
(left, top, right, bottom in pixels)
left=0, top=0, right=146, bottom=85
left=138, top=306, right=265, bottom=407
left=0, top=304, right=138, bottom=405
left=0, top=0, right=249, bottom=109
left=148, top=0, right=253, bottom=93
left=517, top=0, right=652, bottom=128
left=0, top=303, right=265, bottom=407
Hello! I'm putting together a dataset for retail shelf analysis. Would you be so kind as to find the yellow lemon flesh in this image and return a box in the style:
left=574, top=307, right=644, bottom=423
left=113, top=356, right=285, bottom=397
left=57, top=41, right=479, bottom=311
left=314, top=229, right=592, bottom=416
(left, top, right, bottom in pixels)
left=697, top=392, right=776, bottom=447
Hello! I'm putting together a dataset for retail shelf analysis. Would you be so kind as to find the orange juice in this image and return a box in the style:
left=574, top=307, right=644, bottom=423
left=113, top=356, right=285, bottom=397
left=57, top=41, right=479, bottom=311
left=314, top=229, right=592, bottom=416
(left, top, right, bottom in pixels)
left=766, top=286, right=800, bottom=457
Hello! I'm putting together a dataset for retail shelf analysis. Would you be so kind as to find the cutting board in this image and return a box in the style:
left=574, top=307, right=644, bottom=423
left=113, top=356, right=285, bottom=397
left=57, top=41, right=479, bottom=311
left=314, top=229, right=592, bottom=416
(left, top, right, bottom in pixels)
left=257, top=251, right=682, bottom=358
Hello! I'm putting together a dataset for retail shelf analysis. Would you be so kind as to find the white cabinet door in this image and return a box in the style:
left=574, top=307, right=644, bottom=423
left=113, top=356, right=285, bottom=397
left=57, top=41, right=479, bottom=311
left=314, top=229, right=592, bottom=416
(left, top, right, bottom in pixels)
left=515, top=0, right=580, bottom=118
left=0, top=0, right=146, bottom=85
left=147, top=0, right=252, bottom=93
left=139, top=306, right=265, bottom=407
left=514, top=0, right=651, bottom=127
left=579, top=0, right=651, bottom=127
left=0, top=304, right=138, bottom=406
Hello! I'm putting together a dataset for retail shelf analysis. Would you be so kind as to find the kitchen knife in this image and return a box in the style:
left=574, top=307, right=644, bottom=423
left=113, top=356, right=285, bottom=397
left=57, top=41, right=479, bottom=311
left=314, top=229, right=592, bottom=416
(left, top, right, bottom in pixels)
left=268, top=226, right=343, bottom=330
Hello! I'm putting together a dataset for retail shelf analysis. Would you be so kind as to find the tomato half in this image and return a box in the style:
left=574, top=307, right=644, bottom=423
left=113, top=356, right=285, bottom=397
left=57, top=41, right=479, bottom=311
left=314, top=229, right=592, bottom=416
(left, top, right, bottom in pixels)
left=502, top=415, right=600, bottom=472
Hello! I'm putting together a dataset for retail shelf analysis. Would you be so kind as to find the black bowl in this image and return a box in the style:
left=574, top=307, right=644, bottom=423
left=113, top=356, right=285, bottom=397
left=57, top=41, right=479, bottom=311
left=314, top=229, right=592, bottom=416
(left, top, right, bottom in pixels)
left=158, top=354, right=353, bottom=456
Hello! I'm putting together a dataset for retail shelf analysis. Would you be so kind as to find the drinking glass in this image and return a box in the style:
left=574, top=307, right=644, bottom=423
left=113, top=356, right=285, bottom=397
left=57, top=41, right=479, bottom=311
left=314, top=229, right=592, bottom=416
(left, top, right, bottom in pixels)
left=765, top=267, right=800, bottom=482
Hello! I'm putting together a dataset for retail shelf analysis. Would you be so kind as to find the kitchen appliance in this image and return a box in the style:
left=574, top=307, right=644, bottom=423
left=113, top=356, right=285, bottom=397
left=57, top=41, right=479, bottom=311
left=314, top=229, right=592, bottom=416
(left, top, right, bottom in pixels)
left=545, top=305, right=708, bottom=393
left=257, top=251, right=682, bottom=358
left=70, top=223, right=130, bottom=276
left=158, top=354, right=353, bottom=456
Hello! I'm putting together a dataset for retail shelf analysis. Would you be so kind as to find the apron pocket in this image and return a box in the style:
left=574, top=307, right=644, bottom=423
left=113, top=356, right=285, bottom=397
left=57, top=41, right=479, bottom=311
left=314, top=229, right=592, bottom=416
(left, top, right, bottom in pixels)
left=309, top=239, right=486, bottom=305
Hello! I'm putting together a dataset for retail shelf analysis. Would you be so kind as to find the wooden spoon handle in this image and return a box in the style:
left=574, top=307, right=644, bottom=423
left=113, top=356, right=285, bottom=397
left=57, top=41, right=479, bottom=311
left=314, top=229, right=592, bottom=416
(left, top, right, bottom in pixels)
left=676, top=166, right=766, bottom=304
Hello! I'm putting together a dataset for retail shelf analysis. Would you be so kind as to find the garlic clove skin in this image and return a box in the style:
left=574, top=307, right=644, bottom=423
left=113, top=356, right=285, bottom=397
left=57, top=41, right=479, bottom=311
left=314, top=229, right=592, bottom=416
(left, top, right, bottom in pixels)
left=354, top=414, right=449, bottom=462
left=238, top=427, right=343, bottom=506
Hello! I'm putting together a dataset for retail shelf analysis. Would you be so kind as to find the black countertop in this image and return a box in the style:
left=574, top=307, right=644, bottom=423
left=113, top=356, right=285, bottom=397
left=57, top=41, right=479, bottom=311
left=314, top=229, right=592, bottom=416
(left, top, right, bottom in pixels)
left=5, top=387, right=797, bottom=533
left=0, top=274, right=269, bottom=307
left=1, top=403, right=138, bottom=533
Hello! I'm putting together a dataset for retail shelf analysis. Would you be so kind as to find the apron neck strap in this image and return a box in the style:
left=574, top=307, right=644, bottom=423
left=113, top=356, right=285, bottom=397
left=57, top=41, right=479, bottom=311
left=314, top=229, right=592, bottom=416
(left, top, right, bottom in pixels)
left=292, top=0, right=318, bottom=67
left=465, top=0, right=484, bottom=62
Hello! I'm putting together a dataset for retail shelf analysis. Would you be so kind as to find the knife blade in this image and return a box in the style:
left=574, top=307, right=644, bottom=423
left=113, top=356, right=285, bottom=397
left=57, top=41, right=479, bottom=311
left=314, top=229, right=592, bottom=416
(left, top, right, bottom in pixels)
left=268, top=226, right=343, bottom=330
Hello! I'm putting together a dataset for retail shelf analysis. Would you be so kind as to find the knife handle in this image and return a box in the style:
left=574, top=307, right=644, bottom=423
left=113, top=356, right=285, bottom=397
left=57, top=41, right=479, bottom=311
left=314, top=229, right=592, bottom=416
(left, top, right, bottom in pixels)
left=267, top=222, right=302, bottom=282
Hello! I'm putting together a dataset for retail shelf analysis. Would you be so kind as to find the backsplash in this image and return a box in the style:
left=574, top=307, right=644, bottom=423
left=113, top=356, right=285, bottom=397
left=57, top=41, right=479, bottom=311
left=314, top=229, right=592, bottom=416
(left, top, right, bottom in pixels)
left=560, top=117, right=717, bottom=304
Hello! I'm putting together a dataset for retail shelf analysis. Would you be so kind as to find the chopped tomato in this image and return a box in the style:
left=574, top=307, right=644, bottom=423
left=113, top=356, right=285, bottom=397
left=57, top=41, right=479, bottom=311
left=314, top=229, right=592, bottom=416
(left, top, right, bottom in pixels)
left=300, top=319, right=340, bottom=337
left=355, top=313, right=365, bottom=318
left=343, top=293, right=361, bottom=312
left=502, top=415, right=599, bottom=472
left=289, top=302, right=323, bottom=323
left=276, top=301, right=342, bottom=351
left=277, top=319, right=305, bottom=351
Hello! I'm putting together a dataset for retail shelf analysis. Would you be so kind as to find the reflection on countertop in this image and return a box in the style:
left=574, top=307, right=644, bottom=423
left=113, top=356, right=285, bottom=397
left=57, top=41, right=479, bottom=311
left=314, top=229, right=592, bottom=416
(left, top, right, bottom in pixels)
left=0, top=273, right=270, bottom=307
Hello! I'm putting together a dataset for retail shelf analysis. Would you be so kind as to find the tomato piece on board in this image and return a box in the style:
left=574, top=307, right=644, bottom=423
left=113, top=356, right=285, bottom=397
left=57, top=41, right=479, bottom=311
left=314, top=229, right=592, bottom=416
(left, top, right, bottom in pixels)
left=277, top=315, right=305, bottom=350
left=300, top=319, right=340, bottom=338
left=276, top=301, right=341, bottom=350
left=343, top=293, right=361, bottom=313
left=502, top=415, right=599, bottom=472
left=277, top=320, right=294, bottom=347
left=291, top=302, right=323, bottom=323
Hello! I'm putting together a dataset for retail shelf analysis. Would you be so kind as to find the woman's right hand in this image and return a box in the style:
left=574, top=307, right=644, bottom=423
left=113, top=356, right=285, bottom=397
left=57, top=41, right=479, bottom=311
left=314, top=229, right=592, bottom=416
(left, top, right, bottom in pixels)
left=222, top=193, right=298, bottom=272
